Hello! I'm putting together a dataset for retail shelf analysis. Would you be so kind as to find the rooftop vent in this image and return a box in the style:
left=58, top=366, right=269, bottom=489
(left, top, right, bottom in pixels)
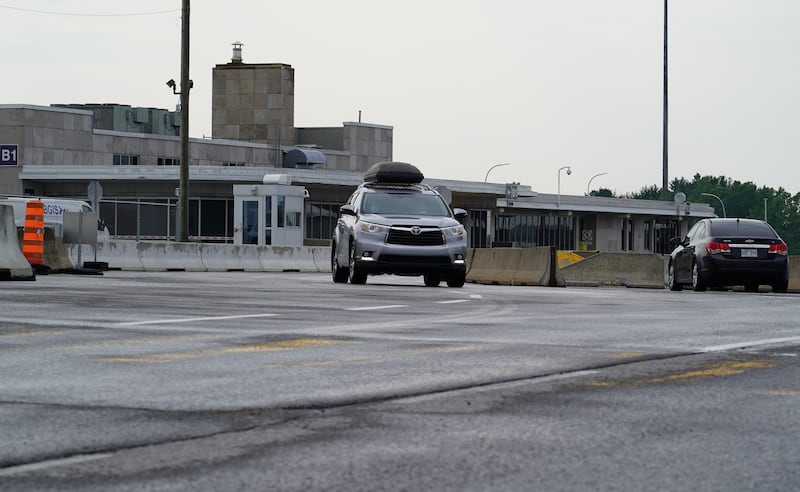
left=231, top=41, right=244, bottom=63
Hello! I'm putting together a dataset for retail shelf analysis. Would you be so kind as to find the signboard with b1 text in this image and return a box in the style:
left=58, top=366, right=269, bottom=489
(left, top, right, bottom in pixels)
left=1, top=144, right=19, bottom=166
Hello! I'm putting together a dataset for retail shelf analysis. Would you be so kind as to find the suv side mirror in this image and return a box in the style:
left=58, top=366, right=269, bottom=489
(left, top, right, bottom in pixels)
left=453, top=208, right=468, bottom=220
left=340, top=204, right=356, bottom=217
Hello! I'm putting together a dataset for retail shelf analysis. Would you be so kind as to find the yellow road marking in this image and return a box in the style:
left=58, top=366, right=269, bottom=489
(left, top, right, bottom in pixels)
left=98, top=338, right=347, bottom=364
left=765, top=390, right=800, bottom=397
left=586, top=381, right=619, bottom=387
left=419, top=345, right=482, bottom=354
left=223, top=338, right=347, bottom=353
left=647, top=360, right=777, bottom=383
left=264, top=345, right=483, bottom=369
left=611, top=352, right=648, bottom=359
left=587, top=359, right=779, bottom=388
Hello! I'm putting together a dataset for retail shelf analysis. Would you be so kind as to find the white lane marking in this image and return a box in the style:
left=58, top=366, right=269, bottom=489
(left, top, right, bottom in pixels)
left=346, top=305, right=407, bottom=311
left=0, top=453, right=113, bottom=477
left=114, top=313, right=279, bottom=327
left=446, top=291, right=482, bottom=299
left=701, top=336, right=800, bottom=353
left=436, top=299, right=470, bottom=305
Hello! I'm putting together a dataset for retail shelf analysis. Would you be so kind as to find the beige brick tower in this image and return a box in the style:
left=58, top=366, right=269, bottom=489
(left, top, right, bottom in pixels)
left=212, top=42, right=294, bottom=146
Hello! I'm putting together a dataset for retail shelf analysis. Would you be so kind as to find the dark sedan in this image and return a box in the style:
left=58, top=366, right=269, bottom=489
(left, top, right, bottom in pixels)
left=668, top=218, right=789, bottom=292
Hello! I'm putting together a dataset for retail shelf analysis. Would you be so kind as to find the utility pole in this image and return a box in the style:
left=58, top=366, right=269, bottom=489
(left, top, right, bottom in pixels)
left=178, top=0, right=191, bottom=241
left=662, top=0, right=669, bottom=201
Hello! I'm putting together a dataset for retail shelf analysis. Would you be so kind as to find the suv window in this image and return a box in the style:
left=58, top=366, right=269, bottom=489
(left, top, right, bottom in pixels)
left=362, top=192, right=450, bottom=216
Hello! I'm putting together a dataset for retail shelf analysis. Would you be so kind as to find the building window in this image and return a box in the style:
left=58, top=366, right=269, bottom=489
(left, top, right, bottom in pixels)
left=222, top=161, right=245, bottom=167
left=494, top=214, right=575, bottom=250
left=305, top=202, right=338, bottom=241
left=157, top=157, right=181, bottom=166
left=469, top=210, right=489, bottom=248
left=112, top=154, right=139, bottom=166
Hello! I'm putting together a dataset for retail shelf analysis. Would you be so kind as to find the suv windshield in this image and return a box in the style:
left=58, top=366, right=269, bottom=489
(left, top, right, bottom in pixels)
left=362, top=193, right=450, bottom=217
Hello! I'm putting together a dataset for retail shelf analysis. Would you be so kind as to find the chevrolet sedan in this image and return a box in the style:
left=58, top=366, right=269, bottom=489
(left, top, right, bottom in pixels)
left=668, top=218, right=789, bottom=292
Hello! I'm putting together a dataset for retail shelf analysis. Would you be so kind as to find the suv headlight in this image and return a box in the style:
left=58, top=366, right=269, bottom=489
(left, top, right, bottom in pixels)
left=359, top=221, right=390, bottom=234
left=443, top=225, right=466, bottom=237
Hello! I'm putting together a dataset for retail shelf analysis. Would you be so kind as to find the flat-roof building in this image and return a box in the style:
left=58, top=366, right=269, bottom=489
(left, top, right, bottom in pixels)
left=0, top=46, right=714, bottom=253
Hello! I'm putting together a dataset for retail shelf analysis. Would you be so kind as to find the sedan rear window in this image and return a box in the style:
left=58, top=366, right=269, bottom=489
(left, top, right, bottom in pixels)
left=709, top=220, right=776, bottom=237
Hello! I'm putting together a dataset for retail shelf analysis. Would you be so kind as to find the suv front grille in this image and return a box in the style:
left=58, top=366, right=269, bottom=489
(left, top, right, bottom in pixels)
left=386, top=227, right=444, bottom=246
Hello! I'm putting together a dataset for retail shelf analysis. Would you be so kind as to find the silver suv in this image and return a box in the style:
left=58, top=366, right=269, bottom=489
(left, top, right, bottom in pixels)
left=331, top=162, right=468, bottom=287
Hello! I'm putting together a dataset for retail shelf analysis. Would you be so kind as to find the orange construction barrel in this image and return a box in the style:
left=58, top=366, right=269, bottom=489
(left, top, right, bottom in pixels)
left=22, top=199, right=44, bottom=266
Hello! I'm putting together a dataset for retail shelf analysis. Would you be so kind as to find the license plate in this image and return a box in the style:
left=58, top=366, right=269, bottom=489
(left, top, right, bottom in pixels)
left=741, top=249, right=758, bottom=258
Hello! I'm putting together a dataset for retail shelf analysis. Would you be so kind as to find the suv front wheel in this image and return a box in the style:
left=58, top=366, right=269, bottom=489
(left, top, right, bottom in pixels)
left=423, top=273, right=441, bottom=287
left=331, top=243, right=349, bottom=283
left=348, top=241, right=368, bottom=284
left=446, top=272, right=466, bottom=288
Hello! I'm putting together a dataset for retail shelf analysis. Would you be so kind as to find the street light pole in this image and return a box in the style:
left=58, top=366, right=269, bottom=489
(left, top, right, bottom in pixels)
left=662, top=0, right=669, bottom=200
left=178, top=0, right=191, bottom=242
left=557, top=166, right=571, bottom=207
left=586, top=172, right=608, bottom=196
left=484, top=163, right=510, bottom=183
left=701, top=192, right=726, bottom=218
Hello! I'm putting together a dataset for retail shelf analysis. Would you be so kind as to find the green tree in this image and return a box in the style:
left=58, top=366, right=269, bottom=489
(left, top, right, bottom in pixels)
left=589, top=187, right=615, bottom=198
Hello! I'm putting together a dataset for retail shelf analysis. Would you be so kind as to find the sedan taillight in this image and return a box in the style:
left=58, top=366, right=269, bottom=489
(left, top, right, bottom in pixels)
left=768, top=242, right=788, bottom=255
left=706, top=241, right=731, bottom=254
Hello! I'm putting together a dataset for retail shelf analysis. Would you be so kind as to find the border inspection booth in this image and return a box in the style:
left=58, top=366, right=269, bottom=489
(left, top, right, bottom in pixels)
left=233, top=175, right=307, bottom=246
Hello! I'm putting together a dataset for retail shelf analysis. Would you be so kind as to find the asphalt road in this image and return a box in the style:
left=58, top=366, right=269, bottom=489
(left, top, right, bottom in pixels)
left=1, top=271, right=798, bottom=491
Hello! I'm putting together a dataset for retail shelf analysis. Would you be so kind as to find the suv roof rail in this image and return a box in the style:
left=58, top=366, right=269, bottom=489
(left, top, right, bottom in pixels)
left=359, top=182, right=434, bottom=192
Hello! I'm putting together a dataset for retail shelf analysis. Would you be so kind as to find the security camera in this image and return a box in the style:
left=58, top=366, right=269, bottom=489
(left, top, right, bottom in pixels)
left=566, top=168, right=572, bottom=175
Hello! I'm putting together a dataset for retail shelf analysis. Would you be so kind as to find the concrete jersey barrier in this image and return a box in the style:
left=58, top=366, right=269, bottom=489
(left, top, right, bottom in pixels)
left=467, top=248, right=522, bottom=285
left=788, top=256, right=799, bottom=293
left=512, top=246, right=565, bottom=286
left=0, top=204, right=35, bottom=280
left=560, top=252, right=665, bottom=288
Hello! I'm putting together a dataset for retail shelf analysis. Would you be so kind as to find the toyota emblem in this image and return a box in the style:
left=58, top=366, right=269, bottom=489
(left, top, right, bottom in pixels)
left=410, top=226, right=422, bottom=235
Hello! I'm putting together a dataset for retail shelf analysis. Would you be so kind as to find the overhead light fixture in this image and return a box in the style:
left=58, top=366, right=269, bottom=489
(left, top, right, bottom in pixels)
left=165, top=79, right=192, bottom=95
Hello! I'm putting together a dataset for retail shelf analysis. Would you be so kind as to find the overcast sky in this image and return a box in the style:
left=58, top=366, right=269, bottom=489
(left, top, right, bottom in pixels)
left=4, top=1, right=799, bottom=197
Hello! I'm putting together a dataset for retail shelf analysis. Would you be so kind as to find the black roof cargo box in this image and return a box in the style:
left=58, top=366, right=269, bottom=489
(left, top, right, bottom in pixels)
left=363, top=161, right=424, bottom=184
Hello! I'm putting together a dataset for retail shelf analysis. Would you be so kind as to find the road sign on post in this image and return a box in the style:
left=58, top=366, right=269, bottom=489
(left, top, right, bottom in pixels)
left=87, top=181, right=103, bottom=210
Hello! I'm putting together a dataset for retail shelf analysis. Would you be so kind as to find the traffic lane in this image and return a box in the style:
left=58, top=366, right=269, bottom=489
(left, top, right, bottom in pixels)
left=3, top=271, right=798, bottom=345
left=2, top=347, right=797, bottom=491
left=2, top=272, right=799, bottom=413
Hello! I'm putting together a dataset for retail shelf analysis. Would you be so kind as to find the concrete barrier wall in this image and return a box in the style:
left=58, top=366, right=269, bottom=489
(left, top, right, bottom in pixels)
left=17, top=226, right=75, bottom=272
left=512, top=247, right=557, bottom=286
left=789, top=256, right=799, bottom=293
left=139, top=242, right=205, bottom=271
left=61, top=239, right=799, bottom=293
left=74, top=241, right=143, bottom=271
left=68, top=240, right=325, bottom=273
left=0, top=204, right=34, bottom=280
left=560, top=252, right=665, bottom=288
left=260, top=246, right=321, bottom=272
left=467, top=248, right=522, bottom=285
left=466, top=247, right=564, bottom=287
